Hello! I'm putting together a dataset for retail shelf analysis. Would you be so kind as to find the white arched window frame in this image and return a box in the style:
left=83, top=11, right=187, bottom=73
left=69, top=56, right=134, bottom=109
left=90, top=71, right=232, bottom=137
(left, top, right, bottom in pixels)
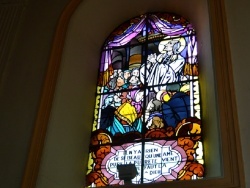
left=22, top=0, right=245, bottom=188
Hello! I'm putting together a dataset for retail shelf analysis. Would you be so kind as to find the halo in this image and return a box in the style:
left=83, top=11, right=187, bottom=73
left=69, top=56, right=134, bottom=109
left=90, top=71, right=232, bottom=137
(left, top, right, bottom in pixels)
left=158, top=36, right=186, bottom=54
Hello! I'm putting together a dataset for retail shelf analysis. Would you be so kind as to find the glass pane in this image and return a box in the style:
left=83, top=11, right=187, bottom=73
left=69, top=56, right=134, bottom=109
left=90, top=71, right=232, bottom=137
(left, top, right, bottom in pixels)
left=86, top=13, right=204, bottom=187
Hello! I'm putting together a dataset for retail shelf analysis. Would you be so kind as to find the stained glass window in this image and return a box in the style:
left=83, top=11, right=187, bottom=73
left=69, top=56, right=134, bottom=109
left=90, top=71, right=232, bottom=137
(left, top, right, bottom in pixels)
left=86, top=13, right=204, bottom=187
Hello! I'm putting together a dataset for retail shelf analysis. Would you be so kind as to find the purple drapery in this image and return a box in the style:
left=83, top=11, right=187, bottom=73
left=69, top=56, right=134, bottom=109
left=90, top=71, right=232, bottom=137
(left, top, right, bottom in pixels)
left=148, top=14, right=193, bottom=36
left=100, top=13, right=196, bottom=85
left=100, top=15, right=147, bottom=73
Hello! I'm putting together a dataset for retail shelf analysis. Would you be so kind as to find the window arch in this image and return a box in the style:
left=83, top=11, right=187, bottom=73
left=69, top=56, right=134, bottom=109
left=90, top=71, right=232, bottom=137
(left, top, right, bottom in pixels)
left=86, top=13, right=203, bottom=187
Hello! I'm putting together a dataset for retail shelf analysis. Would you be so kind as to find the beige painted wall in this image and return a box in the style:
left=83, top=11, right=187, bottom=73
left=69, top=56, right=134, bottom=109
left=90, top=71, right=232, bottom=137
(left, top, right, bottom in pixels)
left=225, top=0, right=250, bottom=187
left=0, top=0, right=249, bottom=187
left=0, top=1, right=70, bottom=187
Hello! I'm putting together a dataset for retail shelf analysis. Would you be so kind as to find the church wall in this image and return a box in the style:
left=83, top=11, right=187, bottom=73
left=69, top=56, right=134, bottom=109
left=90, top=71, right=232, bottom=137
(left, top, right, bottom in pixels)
left=0, top=0, right=249, bottom=187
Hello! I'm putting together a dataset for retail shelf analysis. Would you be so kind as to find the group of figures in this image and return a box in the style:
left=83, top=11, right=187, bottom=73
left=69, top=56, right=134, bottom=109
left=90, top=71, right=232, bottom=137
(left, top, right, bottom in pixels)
left=100, top=36, right=192, bottom=137
left=86, top=12, right=203, bottom=187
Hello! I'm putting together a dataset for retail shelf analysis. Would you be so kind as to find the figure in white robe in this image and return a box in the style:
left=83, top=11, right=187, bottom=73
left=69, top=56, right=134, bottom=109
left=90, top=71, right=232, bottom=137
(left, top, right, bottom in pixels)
left=140, top=37, right=186, bottom=93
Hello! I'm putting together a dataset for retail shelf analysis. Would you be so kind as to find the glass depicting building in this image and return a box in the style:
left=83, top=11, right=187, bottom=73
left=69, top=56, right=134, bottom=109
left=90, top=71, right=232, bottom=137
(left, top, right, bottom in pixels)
left=86, top=13, right=204, bottom=187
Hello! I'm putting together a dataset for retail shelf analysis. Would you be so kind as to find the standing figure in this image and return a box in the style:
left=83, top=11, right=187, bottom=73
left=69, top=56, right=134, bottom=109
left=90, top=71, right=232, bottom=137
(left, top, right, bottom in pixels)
left=140, top=37, right=186, bottom=92
left=100, top=93, right=122, bottom=130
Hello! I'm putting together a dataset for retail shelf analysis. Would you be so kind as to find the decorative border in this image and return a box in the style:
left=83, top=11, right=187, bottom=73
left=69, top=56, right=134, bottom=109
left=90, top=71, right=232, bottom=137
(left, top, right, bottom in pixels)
left=21, top=0, right=246, bottom=187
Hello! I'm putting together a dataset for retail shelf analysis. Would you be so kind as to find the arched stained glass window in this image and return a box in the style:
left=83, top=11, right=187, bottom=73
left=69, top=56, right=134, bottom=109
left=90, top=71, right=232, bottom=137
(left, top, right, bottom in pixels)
left=86, top=12, right=204, bottom=187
